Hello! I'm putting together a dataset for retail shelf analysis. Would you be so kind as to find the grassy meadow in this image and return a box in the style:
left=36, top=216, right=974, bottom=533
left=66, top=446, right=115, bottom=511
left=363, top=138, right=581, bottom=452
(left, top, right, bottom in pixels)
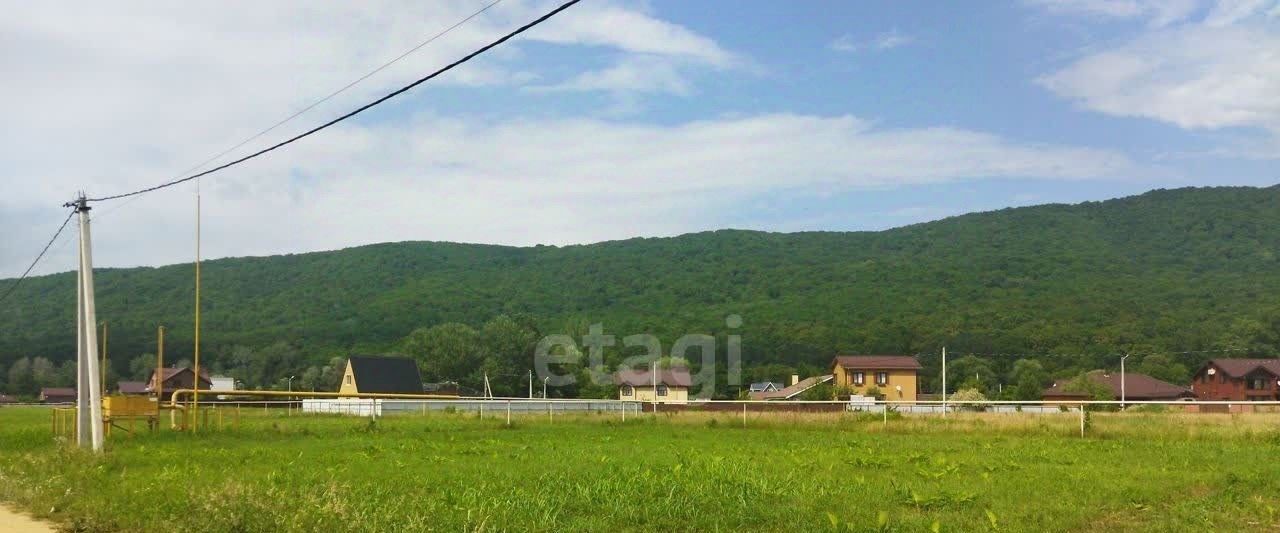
left=1, top=406, right=1279, bottom=532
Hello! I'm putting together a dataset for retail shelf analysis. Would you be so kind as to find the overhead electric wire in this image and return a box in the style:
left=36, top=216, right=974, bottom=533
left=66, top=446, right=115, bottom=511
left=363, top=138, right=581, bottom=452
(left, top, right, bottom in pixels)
left=84, top=0, right=505, bottom=221
left=86, top=0, right=580, bottom=203
left=0, top=208, right=76, bottom=305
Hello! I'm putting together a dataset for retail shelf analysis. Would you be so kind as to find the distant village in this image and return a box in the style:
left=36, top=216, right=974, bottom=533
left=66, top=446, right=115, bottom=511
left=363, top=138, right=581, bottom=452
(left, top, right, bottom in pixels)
left=8, top=353, right=1278, bottom=411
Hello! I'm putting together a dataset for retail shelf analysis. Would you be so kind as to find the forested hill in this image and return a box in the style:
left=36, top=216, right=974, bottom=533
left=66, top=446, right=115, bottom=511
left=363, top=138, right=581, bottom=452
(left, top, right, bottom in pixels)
left=2, top=185, right=1278, bottom=390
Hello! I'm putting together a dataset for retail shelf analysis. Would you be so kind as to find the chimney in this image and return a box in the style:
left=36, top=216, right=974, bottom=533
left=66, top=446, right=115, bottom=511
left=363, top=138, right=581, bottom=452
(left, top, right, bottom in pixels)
left=791, top=374, right=800, bottom=386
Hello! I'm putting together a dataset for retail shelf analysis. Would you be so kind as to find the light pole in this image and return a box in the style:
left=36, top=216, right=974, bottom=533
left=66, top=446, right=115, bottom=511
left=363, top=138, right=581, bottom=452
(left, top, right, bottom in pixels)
left=1120, top=354, right=1130, bottom=410
left=542, top=376, right=549, bottom=399
left=528, top=370, right=533, bottom=399
left=287, top=375, right=296, bottom=416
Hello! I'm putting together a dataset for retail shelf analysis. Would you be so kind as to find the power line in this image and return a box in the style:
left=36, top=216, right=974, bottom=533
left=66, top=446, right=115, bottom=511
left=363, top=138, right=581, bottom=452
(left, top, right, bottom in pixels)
left=86, top=0, right=580, bottom=203
left=0, top=208, right=76, bottom=305
left=87, top=0, right=505, bottom=224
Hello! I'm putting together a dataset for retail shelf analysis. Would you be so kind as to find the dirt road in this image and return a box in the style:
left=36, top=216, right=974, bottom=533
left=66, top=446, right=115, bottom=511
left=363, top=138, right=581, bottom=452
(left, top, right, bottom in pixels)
left=0, top=505, right=54, bottom=533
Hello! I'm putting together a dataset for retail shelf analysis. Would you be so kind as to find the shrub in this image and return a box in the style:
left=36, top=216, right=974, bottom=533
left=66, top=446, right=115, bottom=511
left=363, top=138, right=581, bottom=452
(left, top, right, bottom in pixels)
left=948, top=388, right=988, bottom=411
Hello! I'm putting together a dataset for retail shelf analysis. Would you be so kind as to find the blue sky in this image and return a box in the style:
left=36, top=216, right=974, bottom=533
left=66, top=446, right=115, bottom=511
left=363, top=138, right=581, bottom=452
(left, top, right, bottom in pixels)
left=1, top=0, right=1277, bottom=276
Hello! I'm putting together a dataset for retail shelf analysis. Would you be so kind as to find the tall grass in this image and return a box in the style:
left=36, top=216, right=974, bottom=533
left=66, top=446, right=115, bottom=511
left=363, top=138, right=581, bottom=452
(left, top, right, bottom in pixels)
left=1, top=407, right=1278, bottom=532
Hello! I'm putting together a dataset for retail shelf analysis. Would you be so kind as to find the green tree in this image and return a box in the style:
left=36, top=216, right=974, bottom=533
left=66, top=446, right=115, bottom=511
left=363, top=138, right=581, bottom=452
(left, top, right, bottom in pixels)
left=948, top=356, right=997, bottom=396
left=30, top=357, right=57, bottom=388
left=1009, top=359, right=1048, bottom=401
left=402, top=322, right=481, bottom=383
left=7, top=357, right=34, bottom=396
left=1136, top=354, right=1190, bottom=385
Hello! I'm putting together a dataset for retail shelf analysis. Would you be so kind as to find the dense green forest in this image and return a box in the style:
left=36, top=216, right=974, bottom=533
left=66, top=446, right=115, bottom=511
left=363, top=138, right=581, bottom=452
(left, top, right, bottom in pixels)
left=2, top=186, right=1277, bottom=398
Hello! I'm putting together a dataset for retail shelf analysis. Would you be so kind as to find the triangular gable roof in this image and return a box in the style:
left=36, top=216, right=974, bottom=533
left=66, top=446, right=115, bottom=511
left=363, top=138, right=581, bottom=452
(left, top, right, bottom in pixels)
left=750, top=374, right=834, bottom=400
left=832, top=355, right=922, bottom=370
left=1197, top=359, right=1280, bottom=379
left=347, top=356, right=424, bottom=394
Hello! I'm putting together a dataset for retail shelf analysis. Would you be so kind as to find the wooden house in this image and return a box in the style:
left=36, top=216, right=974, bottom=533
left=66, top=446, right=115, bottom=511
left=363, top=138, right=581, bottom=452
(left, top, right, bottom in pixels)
left=1191, top=359, right=1280, bottom=402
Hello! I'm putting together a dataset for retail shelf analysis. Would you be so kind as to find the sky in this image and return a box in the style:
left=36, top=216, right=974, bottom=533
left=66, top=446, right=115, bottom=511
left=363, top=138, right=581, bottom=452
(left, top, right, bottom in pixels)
left=2, top=0, right=1277, bottom=278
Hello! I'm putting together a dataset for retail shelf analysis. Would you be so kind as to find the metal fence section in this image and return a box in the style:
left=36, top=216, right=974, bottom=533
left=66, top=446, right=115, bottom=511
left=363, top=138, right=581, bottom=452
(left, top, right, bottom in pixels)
left=301, top=398, right=644, bottom=418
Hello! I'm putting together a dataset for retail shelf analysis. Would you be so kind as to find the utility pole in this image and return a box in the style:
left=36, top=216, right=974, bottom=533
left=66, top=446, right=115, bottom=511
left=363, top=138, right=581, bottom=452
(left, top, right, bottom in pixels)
left=528, top=370, right=533, bottom=399
left=941, top=346, right=947, bottom=418
left=100, top=321, right=108, bottom=394
left=1120, top=353, right=1130, bottom=410
left=156, top=326, right=164, bottom=402
left=72, top=194, right=104, bottom=452
left=192, top=184, right=202, bottom=431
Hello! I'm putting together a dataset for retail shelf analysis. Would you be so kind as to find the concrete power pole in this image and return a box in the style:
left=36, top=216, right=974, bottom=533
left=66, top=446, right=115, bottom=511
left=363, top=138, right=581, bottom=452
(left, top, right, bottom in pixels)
left=1120, top=353, right=1130, bottom=410
left=73, top=194, right=104, bottom=452
left=941, top=346, right=947, bottom=418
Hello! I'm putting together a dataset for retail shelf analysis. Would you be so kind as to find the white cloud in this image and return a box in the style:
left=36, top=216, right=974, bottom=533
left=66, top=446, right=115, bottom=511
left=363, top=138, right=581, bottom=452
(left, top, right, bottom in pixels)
left=1025, top=0, right=1203, bottom=26
left=0, top=1, right=1145, bottom=278
left=528, top=54, right=693, bottom=95
left=1035, top=0, right=1280, bottom=137
left=2, top=112, right=1142, bottom=277
left=522, top=1, right=738, bottom=68
left=829, top=29, right=916, bottom=53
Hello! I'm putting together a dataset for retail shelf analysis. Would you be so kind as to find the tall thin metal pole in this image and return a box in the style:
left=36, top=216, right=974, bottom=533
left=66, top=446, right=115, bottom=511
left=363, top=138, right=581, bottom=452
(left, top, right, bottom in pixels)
left=74, top=195, right=104, bottom=452
left=528, top=370, right=532, bottom=399
left=1120, top=353, right=1130, bottom=410
left=941, top=346, right=947, bottom=419
left=100, top=321, right=108, bottom=394
left=156, top=326, right=164, bottom=402
left=192, top=184, right=202, bottom=431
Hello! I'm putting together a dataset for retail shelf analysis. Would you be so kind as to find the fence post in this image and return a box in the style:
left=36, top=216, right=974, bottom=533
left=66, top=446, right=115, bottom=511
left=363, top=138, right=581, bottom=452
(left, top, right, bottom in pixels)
left=883, top=403, right=888, bottom=427
left=742, top=403, right=747, bottom=427
left=1079, top=404, right=1085, bottom=438
left=622, top=402, right=627, bottom=422
left=506, top=400, right=511, bottom=426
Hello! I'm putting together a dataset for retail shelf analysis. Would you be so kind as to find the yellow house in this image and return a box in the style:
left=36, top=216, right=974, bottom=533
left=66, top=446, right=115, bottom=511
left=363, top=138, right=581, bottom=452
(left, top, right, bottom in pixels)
left=338, top=356, right=424, bottom=396
left=831, top=355, right=921, bottom=402
left=616, top=367, right=691, bottom=404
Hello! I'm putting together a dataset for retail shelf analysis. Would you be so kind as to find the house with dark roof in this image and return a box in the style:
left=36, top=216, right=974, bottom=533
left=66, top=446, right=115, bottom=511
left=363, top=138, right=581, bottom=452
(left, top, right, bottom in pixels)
left=338, top=356, right=424, bottom=396
left=831, top=355, right=921, bottom=402
left=146, top=367, right=212, bottom=401
left=616, top=367, right=692, bottom=404
left=748, top=381, right=784, bottom=393
left=749, top=374, right=834, bottom=400
left=39, top=387, right=76, bottom=403
left=116, top=381, right=149, bottom=395
left=1191, top=359, right=1280, bottom=402
left=1042, top=370, right=1195, bottom=404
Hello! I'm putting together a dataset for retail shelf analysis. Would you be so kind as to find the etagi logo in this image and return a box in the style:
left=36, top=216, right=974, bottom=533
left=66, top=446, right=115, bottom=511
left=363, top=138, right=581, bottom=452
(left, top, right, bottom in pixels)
left=532, top=314, right=744, bottom=399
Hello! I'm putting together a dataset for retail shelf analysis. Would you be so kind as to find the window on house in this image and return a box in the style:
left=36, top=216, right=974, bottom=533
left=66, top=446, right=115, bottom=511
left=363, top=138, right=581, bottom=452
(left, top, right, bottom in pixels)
left=344, top=375, right=352, bottom=385
left=621, top=385, right=633, bottom=396
left=657, top=385, right=669, bottom=397
left=876, top=372, right=888, bottom=386
left=1248, top=378, right=1267, bottom=390
left=1220, top=373, right=1226, bottom=384
left=853, top=372, right=865, bottom=386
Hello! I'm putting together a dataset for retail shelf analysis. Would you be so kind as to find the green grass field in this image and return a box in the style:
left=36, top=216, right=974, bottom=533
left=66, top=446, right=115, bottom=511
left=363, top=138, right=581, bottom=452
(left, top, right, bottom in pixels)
left=1, top=407, right=1278, bottom=532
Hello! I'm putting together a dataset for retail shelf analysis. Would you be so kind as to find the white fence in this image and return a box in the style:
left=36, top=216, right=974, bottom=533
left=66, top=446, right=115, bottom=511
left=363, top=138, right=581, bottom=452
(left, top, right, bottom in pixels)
left=302, top=398, right=644, bottom=418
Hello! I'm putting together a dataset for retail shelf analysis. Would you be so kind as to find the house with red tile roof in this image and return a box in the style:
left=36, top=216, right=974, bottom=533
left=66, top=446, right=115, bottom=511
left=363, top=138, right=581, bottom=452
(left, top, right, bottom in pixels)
left=1042, top=370, right=1194, bottom=404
